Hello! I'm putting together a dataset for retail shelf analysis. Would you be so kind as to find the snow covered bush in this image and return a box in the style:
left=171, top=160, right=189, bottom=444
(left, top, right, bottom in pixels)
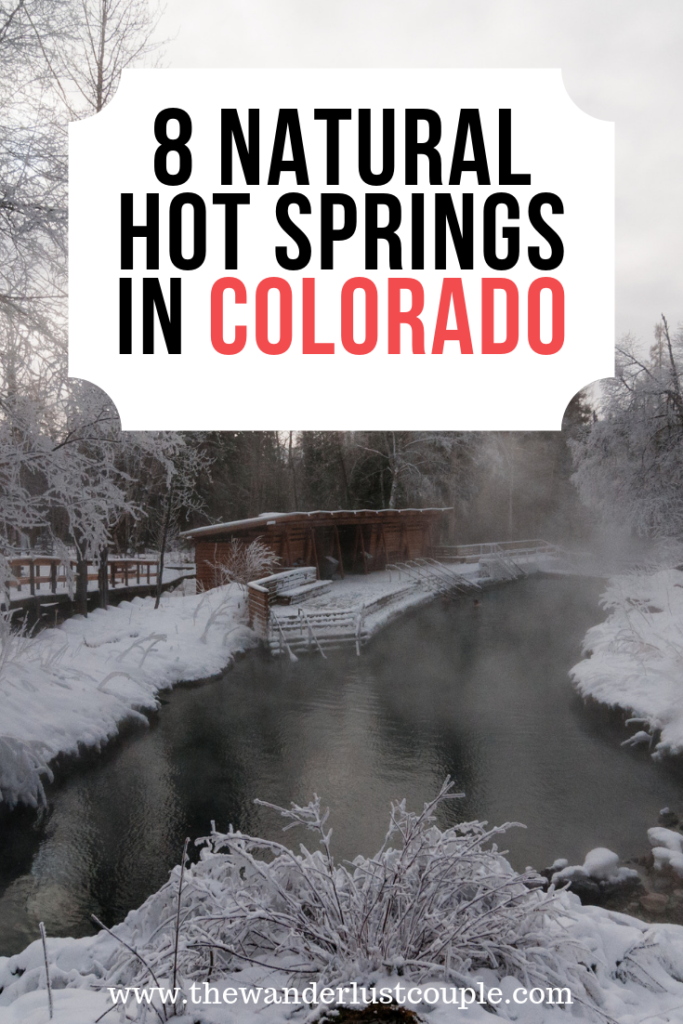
left=210, top=537, right=280, bottom=589
left=0, top=612, right=56, bottom=806
left=92, top=781, right=589, bottom=997
left=9, top=782, right=683, bottom=1022
left=571, top=567, right=683, bottom=756
left=571, top=319, right=683, bottom=541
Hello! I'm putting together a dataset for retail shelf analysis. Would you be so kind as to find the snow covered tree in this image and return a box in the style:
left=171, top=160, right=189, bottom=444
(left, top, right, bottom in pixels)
left=0, top=2, right=71, bottom=344
left=0, top=0, right=172, bottom=610
left=195, top=432, right=291, bottom=523
left=572, top=317, right=683, bottom=538
left=299, top=431, right=351, bottom=509
left=470, top=401, right=593, bottom=544
left=146, top=435, right=211, bottom=607
left=55, top=0, right=162, bottom=116
left=349, top=431, right=476, bottom=529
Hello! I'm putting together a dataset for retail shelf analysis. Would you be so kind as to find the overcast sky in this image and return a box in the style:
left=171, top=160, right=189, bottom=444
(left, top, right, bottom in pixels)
left=157, top=0, right=682, bottom=349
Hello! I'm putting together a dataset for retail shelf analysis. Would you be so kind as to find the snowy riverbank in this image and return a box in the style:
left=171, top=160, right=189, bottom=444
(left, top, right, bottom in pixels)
left=0, top=554, right=567, bottom=811
left=570, top=567, right=683, bottom=757
left=0, top=584, right=257, bottom=809
left=0, top=562, right=494, bottom=810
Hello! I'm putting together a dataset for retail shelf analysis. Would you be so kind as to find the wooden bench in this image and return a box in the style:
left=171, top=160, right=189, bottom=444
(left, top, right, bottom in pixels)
left=250, top=567, right=316, bottom=598
left=248, top=567, right=328, bottom=635
left=276, top=580, right=332, bottom=604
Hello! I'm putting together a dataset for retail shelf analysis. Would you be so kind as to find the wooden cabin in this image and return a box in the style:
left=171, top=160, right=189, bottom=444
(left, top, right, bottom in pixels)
left=182, top=508, right=452, bottom=591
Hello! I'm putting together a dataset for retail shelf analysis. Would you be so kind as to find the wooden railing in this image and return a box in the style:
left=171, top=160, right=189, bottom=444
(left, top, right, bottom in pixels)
left=430, top=540, right=560, bottom=564
left=8, top=556, right=158, bottom=596
left=108, top=559, right=157, bottom=588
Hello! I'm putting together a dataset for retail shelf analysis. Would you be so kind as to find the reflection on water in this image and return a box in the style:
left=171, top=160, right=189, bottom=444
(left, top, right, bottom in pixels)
left=3, top=576, right=683, bottom=956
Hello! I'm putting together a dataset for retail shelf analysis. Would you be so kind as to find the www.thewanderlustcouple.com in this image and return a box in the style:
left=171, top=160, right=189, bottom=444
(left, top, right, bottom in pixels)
left=109, top=980, right=573, bottom=1011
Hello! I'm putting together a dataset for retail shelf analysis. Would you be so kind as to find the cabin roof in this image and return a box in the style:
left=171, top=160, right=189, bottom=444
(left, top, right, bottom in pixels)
left=181, top=508, right=452, bottom=541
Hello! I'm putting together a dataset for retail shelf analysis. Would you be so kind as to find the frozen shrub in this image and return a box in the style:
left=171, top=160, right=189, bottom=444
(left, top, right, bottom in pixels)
left=98, top=781, right=591, bottom=1000
left=0, top=736, right=53, bottom=808
left=211, top=537, right=280, bottom=589
left=0, top=611, right=55, bottom=806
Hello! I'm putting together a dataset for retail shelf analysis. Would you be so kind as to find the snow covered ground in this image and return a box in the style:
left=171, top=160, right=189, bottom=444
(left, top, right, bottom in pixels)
left=269, top=561, right=483, bottom=640
left=0, top=582, right=257, bottom=809
left=570, top=567, right=683, bottom=757
left=266, top=551, right=560, bottom=652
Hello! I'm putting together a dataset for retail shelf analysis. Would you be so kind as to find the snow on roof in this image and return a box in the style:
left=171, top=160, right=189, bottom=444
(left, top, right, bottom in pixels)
left=181, top=508, right=453, bottom=540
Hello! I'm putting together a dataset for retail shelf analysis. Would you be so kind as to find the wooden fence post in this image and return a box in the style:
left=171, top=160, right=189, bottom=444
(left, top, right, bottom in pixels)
left=98, top=548, right=109, bottom=610
left=74, top=542, right=89, bottom=616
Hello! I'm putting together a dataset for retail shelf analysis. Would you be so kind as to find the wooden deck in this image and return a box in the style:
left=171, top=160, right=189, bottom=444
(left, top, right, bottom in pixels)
left=5, top=555, right=194, bottom=622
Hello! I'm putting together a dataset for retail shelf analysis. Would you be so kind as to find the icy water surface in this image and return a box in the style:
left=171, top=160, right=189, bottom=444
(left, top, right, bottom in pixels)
left=3, top=575, right=683, bottom=955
